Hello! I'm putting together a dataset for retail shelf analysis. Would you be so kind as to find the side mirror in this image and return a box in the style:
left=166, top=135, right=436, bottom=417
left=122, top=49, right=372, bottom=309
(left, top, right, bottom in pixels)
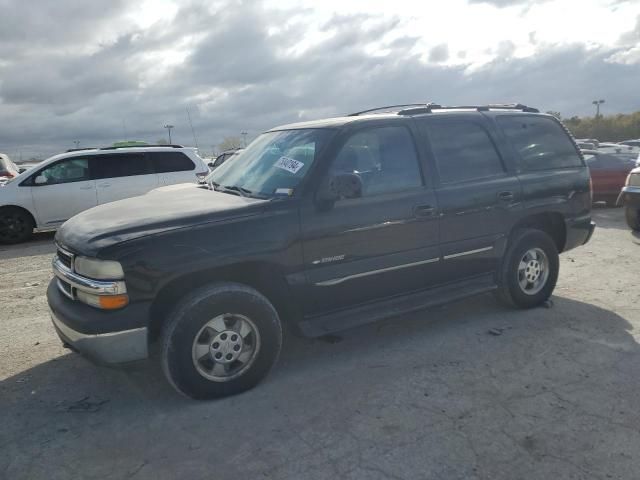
left=317, top=173, right=363, bottom=206
left=34, top=175, right=47, bottom=185
left=18, top=168, right=26, bottom=174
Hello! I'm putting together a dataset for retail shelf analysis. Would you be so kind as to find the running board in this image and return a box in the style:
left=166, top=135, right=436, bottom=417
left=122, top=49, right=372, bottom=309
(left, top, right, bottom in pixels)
left=298, top=274, right=497, bottom=337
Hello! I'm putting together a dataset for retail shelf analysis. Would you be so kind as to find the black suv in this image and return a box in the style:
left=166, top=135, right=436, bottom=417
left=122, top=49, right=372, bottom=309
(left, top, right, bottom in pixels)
left=48, top=103, right=595, bottom=399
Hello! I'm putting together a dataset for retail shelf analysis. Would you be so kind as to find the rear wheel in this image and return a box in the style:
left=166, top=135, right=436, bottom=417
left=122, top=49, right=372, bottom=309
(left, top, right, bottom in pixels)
left=161, top=282, right=282, bottom=400
left=626, top=206, right=640, bottom=231
left=495, top=229, right=559, bottom=309
left=0, top=207, right=34, bottom=244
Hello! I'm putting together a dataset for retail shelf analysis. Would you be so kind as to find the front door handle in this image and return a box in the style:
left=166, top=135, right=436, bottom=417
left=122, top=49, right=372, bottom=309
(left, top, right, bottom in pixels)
left=98, top=183, right=111, bottom=188
left=414, top=205, right=436, bottom=217
left=498, top=191, right=514, bottom=201
left=79, top=185, right=94, bottom=190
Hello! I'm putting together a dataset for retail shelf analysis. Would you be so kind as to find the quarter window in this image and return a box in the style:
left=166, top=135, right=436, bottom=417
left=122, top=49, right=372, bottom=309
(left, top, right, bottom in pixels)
left=92, top=153, right=150, bottom=179
left=425, top=121, right=504, bottom=184
left=151, top=152, right=195, bottom=173
left=330, top=126, right=422, bottom=197
left=497, top=116, right=582, bottom=171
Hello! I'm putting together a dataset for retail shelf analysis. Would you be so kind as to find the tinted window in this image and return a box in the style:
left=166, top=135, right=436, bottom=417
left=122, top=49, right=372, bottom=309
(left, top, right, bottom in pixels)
left=498, top=116, right=581, bottom=171
left=330, top=126, right=422, bottom=197
left=425, top=121, right=504, bottom=184
left=151, top=152, right=194, bottom=173
left=213, top=152, right=233, bottom=168
left=35, top=158, right=90, bottom=185
left=92, top=153, right=150, bottom=179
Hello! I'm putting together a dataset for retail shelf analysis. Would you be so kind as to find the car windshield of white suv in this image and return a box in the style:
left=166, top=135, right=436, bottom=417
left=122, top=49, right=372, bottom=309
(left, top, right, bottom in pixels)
left=206, top=129, right=333, bottom=199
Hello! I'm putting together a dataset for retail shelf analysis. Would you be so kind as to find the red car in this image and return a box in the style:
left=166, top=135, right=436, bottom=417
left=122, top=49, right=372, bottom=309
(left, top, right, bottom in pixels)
left=583, top=150, right=638, bottom=206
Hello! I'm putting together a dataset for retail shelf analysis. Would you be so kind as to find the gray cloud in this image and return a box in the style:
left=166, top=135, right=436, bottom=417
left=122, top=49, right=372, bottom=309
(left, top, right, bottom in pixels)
left=428, top=44, right=449, bottom=63
left=0, top=0, right=638, bottom=160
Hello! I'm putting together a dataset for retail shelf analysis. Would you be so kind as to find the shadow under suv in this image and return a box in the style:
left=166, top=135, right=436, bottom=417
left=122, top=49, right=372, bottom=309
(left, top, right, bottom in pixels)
left=48, top=103, right=595, bottom=399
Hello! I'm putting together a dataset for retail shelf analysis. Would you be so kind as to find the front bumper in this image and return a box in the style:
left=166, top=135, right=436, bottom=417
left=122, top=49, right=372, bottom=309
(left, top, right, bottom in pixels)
left=618, top=186, right=640, bottom=208
left=51, top=310, right=148, bottom=364
left=47, top=279, right=149, bottom=364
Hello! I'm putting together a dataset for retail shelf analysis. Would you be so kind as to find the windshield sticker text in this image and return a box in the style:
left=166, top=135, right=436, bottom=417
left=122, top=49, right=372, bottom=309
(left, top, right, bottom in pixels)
left=274, top=156, right=304, bottom=174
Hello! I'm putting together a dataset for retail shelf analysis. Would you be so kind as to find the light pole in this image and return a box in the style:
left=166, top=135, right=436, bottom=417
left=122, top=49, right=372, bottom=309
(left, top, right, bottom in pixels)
left=164, top=124, right=174, bottom=144
left=592, top=99, right=605, bottom=117
left=73, top=140, right=80, bottom=149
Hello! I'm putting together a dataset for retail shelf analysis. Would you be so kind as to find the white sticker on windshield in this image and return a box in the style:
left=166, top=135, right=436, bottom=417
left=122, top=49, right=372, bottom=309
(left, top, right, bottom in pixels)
left=274, top=156, right=304, bottom=174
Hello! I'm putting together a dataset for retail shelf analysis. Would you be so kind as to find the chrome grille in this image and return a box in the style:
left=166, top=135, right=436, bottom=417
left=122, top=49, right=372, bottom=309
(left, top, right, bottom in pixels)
left=57, top=248, right=73, bottom=270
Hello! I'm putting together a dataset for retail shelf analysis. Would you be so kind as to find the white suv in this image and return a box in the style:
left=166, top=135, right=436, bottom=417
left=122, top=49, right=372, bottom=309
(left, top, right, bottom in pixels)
left=0, top=145, right=209, bottom=243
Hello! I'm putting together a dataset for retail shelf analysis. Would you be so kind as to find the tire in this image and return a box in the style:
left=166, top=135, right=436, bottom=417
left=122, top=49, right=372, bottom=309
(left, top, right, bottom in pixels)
left=605, top=196, right=622, bottom=208
left=626, top=206, right=640, bottom=231
left=495, top=228, right=559, bottom=309
left=161, top=282, right=282, bottom=400
left=0, top=207, right=34, bottom=244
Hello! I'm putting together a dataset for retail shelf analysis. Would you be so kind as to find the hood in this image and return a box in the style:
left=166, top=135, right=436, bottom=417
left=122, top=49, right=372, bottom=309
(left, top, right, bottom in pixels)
left=57, top=183, right=267, bottom=256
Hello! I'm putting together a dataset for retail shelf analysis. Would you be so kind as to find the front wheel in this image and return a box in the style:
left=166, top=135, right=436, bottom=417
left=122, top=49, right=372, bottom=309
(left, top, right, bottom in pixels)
left=161, top=282, right=283, bottom=400
left=625, top=206, right=640, bottom=231
left=495, top=229, right=559, bottom=309
left=0, top=207, right=34, bottom=244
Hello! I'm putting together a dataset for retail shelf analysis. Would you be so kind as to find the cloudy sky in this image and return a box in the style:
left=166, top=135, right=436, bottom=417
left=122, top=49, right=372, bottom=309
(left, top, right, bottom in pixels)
left=0, top=0, right=639, bottom=159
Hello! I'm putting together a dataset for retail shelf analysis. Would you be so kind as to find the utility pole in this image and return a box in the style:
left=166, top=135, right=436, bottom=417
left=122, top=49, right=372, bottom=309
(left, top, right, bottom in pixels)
left=163, top=124, right=174, bottom=144
left=592, top=99, right=605, bottom=118
left=241, top=131, right=248, bottom=147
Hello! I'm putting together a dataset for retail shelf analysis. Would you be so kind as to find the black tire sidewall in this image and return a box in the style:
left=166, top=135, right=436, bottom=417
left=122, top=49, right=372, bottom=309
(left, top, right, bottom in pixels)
left=625, top=206, right=640, bottom=231
left=0, top=208, right=34, bottom=244
left=501, top=229, right=559, bottom=309
left=161, top=283, right=282, bottom=400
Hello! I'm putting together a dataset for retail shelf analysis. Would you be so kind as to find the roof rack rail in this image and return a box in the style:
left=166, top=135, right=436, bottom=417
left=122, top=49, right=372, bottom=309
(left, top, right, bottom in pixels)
left=348, top=103, right=439, bottom=116
left=66, top=147, right=98, bottom=152
left=99, top=144, right=185, bottom=150
left=397, top=103, right=539, bottom=115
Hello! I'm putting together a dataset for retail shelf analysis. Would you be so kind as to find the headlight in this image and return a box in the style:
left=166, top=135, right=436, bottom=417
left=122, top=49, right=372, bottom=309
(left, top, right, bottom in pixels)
left=74, top=256, right=124, bottom=280
left=628, top=173, right=640, bottom=187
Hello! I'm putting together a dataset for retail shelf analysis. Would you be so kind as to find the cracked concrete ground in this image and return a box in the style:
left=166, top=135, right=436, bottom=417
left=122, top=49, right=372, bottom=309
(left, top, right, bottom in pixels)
left=1, top=207, right=638, bottom=480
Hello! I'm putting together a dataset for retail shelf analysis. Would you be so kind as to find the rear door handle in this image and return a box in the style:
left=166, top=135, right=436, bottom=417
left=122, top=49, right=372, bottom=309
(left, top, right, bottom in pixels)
left=498, top=191, right=514, bottom=201
left=79, top=185, right=94, bottom=190
left=98, top=183, right=111, bottom=188
left=414, top=205, right=436, bottom=217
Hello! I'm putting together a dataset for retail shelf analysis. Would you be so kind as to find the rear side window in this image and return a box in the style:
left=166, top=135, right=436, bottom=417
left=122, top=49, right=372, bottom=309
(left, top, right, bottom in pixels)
left=497, top=116, right=581, bottom=171
left=425, top=120, right=504, bottom=184
left=151, top=152, right=195, bottom=173
left=92, top=153, right=150, bottom=179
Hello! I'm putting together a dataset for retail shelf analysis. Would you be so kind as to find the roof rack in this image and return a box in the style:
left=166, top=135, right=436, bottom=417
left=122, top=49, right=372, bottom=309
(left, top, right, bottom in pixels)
left=99, top=144, right=185, bottom=150
left=66, top=147, right=99, bottom=152
left=348, top=103, right=439, bottom=116
left=397, top=103, right=539, bottom=115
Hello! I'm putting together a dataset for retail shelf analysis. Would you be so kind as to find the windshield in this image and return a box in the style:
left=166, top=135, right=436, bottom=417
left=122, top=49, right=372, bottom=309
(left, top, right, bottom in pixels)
left=206, top=129, right=333, bottom=198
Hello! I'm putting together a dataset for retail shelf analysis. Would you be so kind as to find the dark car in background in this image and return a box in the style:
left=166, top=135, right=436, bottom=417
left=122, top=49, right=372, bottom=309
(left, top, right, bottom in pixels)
left=207, top=148, right=243, bottom=171
left=583, top=150, right=637, bottom=206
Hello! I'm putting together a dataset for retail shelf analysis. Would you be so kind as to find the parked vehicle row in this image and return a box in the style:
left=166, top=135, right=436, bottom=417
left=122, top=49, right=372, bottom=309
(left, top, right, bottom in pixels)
left=47, top=103, right=595, bottom=399
left=0, top=145, right=209, bottom=243
left=582, top=149, right=638, bottom=206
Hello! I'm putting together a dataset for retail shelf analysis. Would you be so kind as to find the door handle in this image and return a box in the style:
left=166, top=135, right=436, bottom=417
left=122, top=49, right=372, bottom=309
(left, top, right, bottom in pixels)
left=98, top=183, right=111, bottom=188
left=79, top=185, right=93, bottom=190
left=497, top=191, right=514, bottom=201
left=414, top=205, right=436, bottom=217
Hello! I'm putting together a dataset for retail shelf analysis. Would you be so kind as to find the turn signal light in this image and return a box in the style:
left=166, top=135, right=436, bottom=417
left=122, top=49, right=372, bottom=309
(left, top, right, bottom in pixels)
left=98, top=294, right=129, bottom=310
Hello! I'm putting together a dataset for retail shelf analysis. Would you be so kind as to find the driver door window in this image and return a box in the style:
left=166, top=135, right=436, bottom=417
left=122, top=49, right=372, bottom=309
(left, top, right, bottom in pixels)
left=37, top=158, right=90, bottom=185
left=29, top=157, right=97, bottom=226
left=330, top=126, right=423, bottom=197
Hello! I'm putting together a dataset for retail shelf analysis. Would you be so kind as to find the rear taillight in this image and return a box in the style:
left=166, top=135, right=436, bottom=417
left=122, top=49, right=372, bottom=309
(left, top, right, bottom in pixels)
left=0, top=171, right=13, bottom=178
